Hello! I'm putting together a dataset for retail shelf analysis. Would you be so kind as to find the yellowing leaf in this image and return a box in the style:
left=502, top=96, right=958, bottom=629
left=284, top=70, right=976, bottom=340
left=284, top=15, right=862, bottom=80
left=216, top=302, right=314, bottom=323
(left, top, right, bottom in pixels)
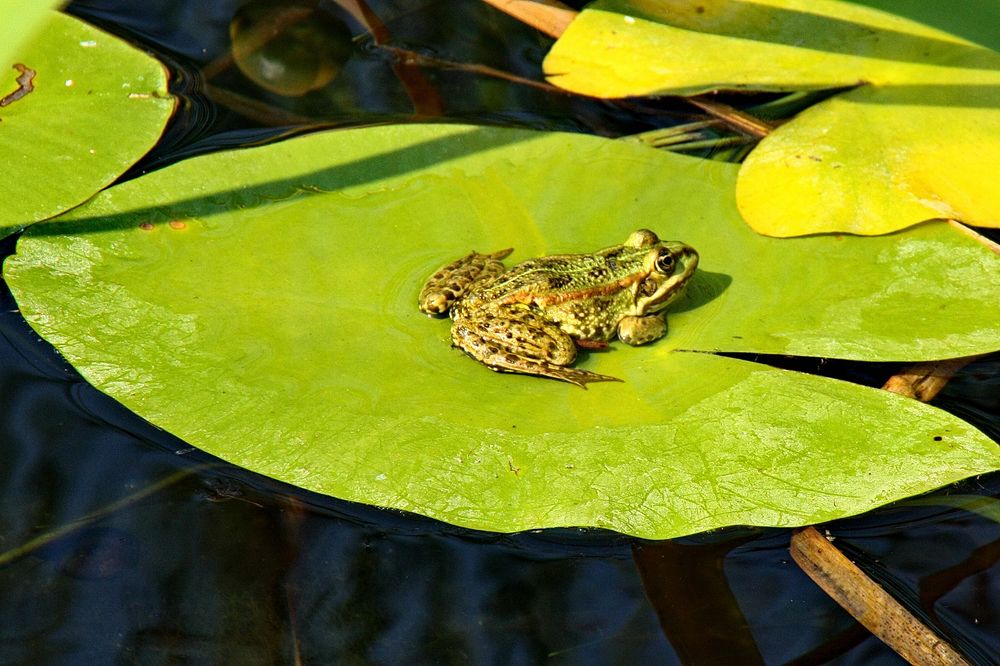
left=543, top=0, right=1000, bottom=236
left=545, top=0, right=998, bottom=95
left=738, top=85, right=1000, bottom=235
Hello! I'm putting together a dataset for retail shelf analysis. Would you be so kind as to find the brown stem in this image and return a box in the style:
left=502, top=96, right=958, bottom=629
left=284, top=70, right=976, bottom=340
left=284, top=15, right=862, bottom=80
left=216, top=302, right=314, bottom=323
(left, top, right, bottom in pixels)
left=337, top=0, right=444, bottom=116
left=947, top=219, right=1000, bottom=255
left=479, top=0, right=576, bottom=38
left=684, top=96, right=774, bottom=139
left=790, top=527, right=971, bottom=666
left=379, top=44, right=565, bottom=94
left=333, top=0, right=390, bottom=44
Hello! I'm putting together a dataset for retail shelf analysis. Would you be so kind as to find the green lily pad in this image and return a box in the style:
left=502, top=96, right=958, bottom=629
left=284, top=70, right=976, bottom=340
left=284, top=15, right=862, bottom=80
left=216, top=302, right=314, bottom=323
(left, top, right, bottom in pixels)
left=0, top=11, right=175, bottom=238
left=5, top=125, right=999, bottom=538
left=543, top=0, right=1000, bottom=236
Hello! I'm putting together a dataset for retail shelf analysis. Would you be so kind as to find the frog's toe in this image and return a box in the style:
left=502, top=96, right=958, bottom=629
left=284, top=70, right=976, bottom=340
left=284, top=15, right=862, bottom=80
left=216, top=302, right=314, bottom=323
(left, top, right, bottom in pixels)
left=418, top=290, right=452, bottom=316
left=483, top=353, right=622, bottom=388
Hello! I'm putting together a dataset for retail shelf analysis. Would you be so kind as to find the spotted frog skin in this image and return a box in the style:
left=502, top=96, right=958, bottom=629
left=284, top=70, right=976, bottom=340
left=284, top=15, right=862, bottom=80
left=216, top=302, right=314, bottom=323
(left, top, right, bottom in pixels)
left=418, top=229, right=699, bottom=387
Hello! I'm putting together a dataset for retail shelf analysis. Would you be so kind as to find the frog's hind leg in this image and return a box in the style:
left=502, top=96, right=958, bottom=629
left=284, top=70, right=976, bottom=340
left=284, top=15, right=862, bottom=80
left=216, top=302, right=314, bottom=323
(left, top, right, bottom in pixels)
left=419, top=248, right=513, bottom=315
left=451, top=305, right=622, bottom=388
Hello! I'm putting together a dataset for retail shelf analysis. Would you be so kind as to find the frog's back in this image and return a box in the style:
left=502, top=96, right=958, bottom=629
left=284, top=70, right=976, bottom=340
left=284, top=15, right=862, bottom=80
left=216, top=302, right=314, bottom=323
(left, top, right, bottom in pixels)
left=469, top=247, right=646, bottom=304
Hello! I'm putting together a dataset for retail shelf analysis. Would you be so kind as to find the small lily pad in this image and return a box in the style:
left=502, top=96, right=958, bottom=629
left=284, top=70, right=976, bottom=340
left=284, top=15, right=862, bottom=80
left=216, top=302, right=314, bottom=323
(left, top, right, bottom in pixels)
left=0, top=11, right=175, bottom=238
left=6, top=125, right=999, bottom=538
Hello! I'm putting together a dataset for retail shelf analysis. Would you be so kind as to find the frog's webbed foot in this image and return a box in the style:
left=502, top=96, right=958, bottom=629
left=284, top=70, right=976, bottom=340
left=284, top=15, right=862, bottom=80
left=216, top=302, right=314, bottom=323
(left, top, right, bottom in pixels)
left=531, top=365, right=623, bottom=389
left=452, top=305, right=622, bottom=388
left=418, top=248, right=513, bottom=315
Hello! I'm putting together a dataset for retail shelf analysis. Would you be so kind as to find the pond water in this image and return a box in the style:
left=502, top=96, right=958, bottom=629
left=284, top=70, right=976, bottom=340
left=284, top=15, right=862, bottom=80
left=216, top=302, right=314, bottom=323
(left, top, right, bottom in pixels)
left=2, top=1, right=999, bottom=663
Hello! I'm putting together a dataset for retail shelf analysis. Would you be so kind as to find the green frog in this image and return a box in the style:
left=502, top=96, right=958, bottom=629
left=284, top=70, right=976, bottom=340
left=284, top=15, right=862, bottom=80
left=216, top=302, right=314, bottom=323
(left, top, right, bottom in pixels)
left=418, top=229, right=699, bottom=387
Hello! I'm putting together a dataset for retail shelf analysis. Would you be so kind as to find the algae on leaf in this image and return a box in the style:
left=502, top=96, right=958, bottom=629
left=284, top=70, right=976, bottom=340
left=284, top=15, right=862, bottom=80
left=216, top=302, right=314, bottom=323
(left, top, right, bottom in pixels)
left=543, top=0, right=1000, bottom=236
left=6, top=125, right=1000, bottom=538
left=0, top=11, right=175, bottom=238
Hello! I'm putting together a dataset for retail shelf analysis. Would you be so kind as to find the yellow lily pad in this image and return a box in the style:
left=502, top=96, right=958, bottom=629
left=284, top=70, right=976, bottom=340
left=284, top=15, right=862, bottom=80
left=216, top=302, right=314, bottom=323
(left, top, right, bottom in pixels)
left=543, top=0, right=1000, bottom=236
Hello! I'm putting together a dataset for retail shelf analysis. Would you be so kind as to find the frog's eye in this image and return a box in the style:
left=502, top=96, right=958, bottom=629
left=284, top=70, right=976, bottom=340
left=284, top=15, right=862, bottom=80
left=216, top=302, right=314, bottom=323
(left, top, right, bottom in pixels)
left=655, top=250, right=675, bottom=275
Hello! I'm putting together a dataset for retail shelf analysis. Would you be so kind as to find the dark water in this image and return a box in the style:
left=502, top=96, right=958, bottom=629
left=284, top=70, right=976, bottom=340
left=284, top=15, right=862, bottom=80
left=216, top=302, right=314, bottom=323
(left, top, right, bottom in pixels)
left=2, top=1, right=999, bottom=663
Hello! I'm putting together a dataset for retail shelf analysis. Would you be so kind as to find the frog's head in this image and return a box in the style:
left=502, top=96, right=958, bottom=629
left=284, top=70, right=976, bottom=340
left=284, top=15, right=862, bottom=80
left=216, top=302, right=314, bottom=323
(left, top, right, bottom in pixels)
left=626, top=229, right=699, bottom=315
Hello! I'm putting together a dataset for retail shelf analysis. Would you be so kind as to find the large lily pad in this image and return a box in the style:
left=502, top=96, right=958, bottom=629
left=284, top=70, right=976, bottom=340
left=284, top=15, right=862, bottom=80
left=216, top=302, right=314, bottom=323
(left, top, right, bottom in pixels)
left=543, top=0, right=1000, bottom=236
left=5, top=125, right=1000, bottom=538
left=0, top=11, right=175, bottom=238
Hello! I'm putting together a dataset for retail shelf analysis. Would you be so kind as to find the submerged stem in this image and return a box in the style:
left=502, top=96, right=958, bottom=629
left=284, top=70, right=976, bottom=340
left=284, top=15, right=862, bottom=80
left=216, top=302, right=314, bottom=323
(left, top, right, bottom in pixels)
left=0, top=465, right=215, bottom=567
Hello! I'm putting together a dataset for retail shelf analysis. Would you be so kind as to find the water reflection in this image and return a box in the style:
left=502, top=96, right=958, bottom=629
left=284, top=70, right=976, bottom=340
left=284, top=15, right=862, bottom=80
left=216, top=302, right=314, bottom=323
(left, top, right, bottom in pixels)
left=0, top=334, right=674, bottom=661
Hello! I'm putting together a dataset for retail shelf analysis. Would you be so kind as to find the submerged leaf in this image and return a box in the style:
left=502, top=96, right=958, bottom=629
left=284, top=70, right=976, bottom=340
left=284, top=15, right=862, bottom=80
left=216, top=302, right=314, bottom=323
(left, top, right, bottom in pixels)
left=5, top=125, right=999, bottom=538
left=0, top=12, right=175, bottom=238
left=543, top=0, right=1000, bottom=235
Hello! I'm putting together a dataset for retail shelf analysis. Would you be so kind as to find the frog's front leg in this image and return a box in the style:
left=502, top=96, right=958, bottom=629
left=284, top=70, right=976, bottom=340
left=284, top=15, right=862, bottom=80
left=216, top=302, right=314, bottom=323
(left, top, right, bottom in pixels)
left=418, top=248, right=512, bottom=315
left=617, top=314, right=667, bottom=346
left=451, top=304, right=622, bottom=388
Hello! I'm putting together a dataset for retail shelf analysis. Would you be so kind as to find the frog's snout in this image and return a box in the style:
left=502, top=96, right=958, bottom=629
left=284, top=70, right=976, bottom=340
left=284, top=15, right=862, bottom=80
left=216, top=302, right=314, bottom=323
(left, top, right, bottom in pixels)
left=683, top=246, right=699, bottom=271
left=662, top=241, right=699, bottom=276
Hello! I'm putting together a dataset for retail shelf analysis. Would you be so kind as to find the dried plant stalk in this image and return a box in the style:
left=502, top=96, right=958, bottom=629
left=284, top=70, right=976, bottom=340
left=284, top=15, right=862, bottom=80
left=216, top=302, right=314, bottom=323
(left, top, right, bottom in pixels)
left=479, top=0, right=576, bottom=38
left=790, top=527, right=971, bottom=666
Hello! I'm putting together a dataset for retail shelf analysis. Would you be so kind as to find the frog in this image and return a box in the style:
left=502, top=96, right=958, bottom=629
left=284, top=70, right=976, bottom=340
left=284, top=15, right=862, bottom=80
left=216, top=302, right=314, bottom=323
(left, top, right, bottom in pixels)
left=418, top=229, right=699, bottom=387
